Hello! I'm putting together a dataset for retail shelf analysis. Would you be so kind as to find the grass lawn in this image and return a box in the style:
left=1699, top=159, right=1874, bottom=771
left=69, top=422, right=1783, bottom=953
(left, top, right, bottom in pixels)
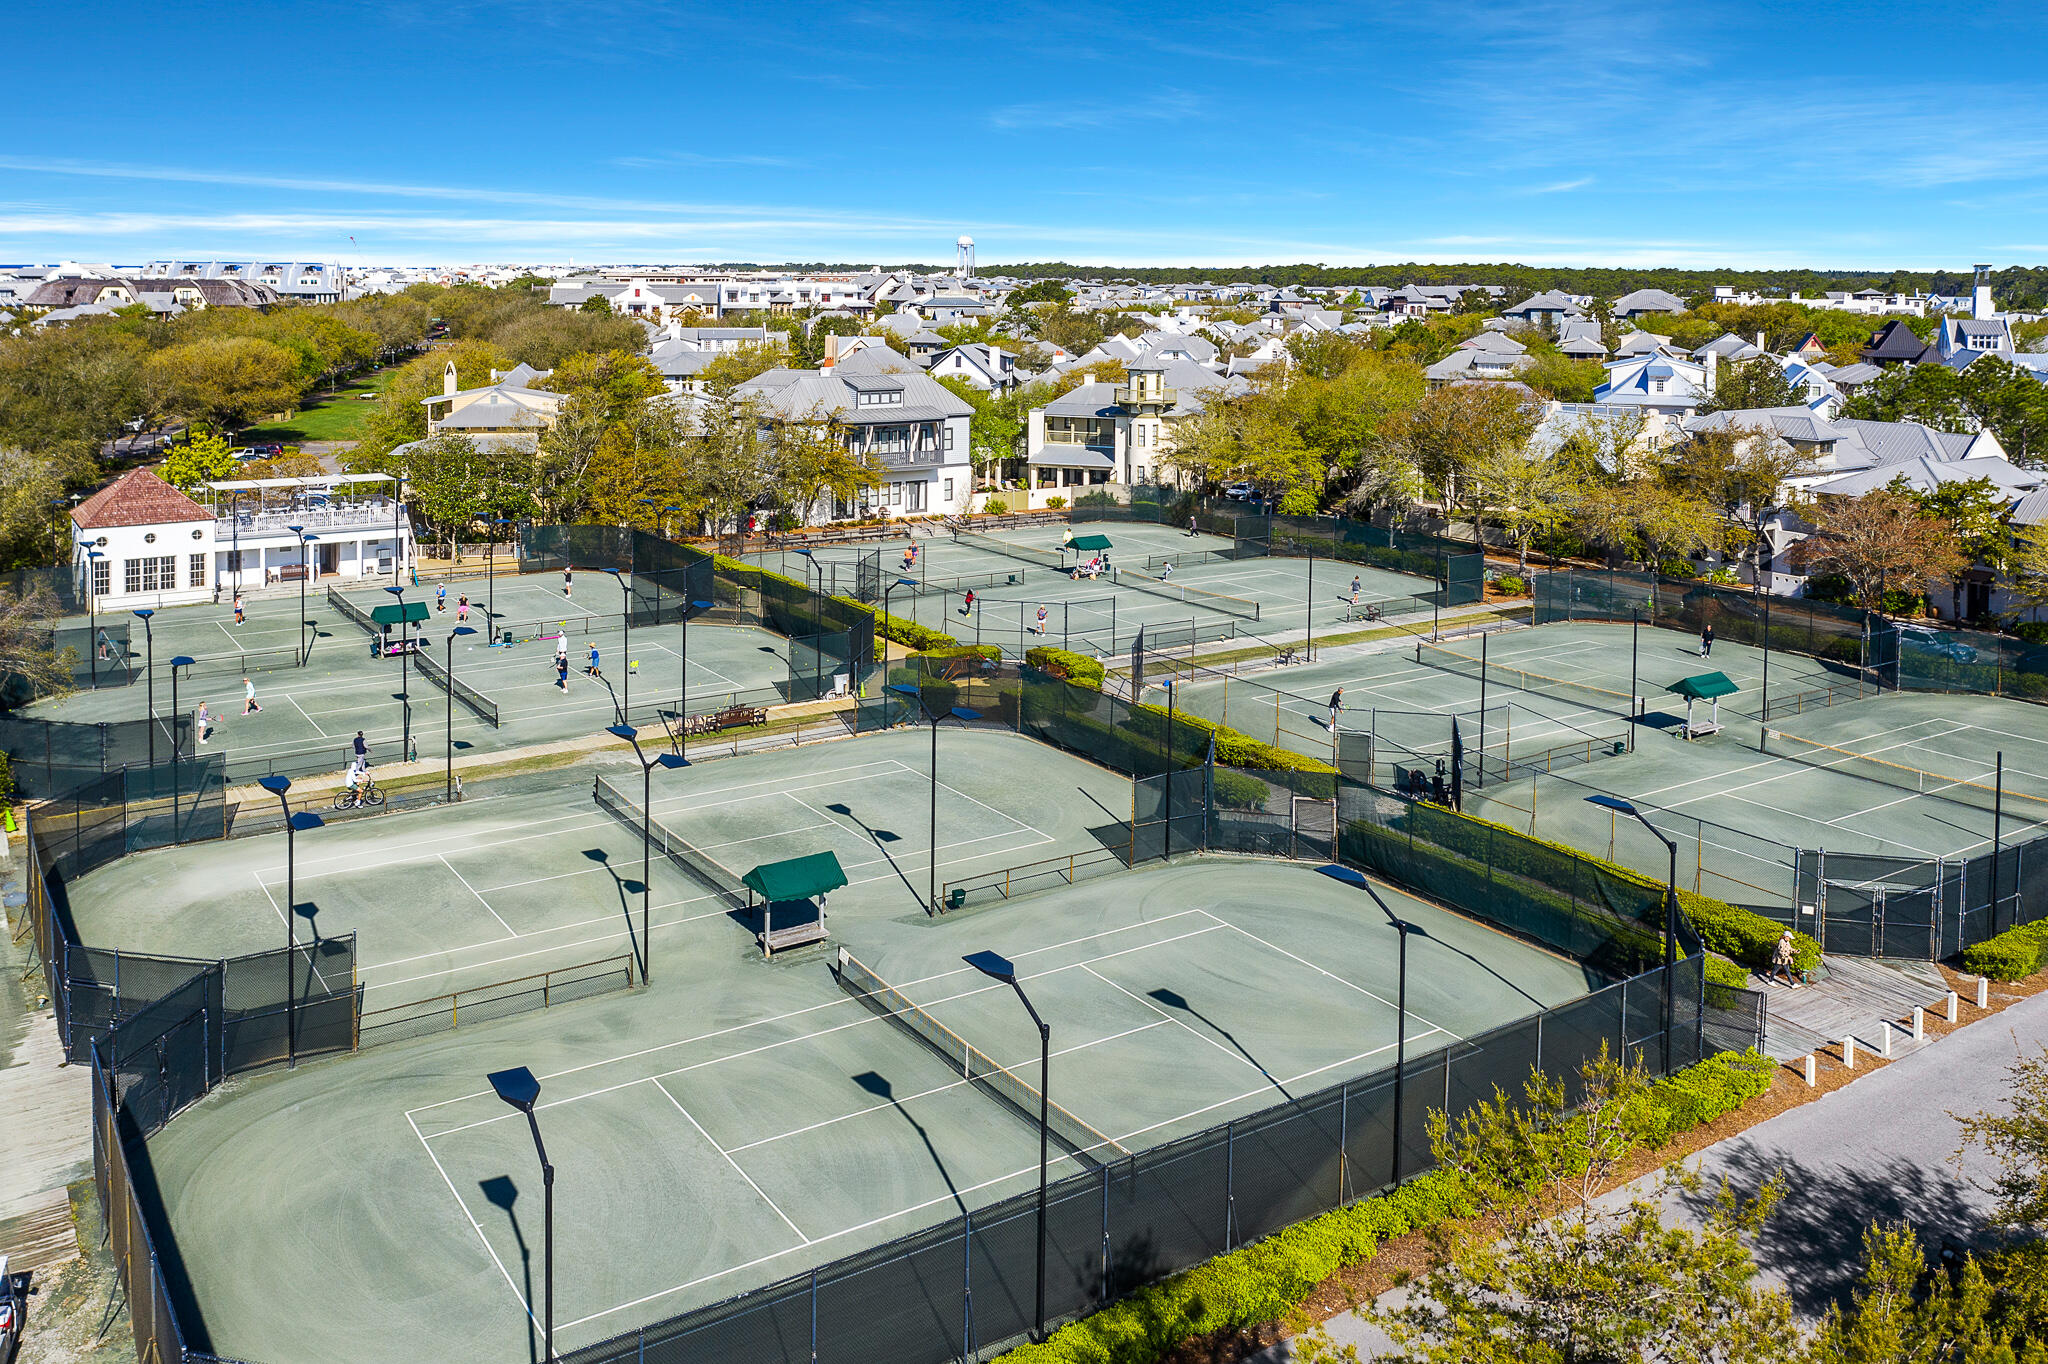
left=240, top=365, right=400, bottom=445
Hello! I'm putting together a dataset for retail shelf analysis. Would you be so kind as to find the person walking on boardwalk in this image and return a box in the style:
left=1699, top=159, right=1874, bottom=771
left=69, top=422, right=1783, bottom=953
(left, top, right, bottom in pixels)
left=1700, top=621, right=1715, bottom=657
left=353, top=730, right=369, bottom=767
left=242, top=676, right=262, bottom=715
left=1769, top=931, right=1801, bottom=987
left=1327, top=687, right=1343, bottom=729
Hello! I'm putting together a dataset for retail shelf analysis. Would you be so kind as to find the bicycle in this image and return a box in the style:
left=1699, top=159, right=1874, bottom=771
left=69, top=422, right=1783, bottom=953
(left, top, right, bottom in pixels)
left=333, top=781, right=386, bottom=811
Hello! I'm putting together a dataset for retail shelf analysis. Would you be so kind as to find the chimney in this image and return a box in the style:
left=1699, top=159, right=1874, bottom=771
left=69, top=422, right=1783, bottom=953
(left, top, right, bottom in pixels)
left=1755, top=330, right=1766, bottom=354
left=443, top=360, right=458, bottom=396
left=822, top=333, right=840, bottom=369
left=1705, top=348, right=1719, bottom=395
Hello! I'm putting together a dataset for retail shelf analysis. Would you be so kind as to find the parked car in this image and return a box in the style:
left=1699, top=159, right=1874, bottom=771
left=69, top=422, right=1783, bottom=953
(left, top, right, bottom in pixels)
left=1222, top=482, right=1256, bottom=501
left=1897, top=623, right=1977, bottom=663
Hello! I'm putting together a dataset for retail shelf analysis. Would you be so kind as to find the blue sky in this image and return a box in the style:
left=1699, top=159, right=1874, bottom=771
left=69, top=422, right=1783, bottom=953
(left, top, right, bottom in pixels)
left=8, top=0, right=2047, bottom=270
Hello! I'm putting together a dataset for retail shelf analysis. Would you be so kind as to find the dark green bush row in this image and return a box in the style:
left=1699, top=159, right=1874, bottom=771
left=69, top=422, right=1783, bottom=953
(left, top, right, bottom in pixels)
left=1025, top=647, right=1106, bottom=690
left=1124, top=704, right=1339, bottom=794
left=1960, top=920, right=2048, bottom=980
left=1682, top=892, right=1820, bottom=974
left=1000, top=1049, right=1778, bottom=1364
left=1211, top=770, right=1276, bottom=809
left=872, top=609, right=957, bottom=653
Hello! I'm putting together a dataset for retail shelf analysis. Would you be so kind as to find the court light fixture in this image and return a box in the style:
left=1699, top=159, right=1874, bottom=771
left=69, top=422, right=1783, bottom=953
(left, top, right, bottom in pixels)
left=1316, top=864, right=1412, bottom=1192
left=607, top=724, right=688, bottom=982
left=964, top=949, right=1052, bottom=1343
left=487, top=1066, right=555, bottom=1363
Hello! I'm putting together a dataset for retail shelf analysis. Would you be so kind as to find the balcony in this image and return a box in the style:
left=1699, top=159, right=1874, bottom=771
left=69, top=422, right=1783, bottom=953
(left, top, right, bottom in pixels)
left=219, top=500, right=409, bottom=539
left=1045, top=430, right=1113, bottom=448
left=1113, top=384, right=1176, bottom=408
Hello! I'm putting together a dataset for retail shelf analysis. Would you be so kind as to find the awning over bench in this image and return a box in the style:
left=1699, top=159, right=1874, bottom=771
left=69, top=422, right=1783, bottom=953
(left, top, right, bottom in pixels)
left=743, top=851, right=848, bottom=904
left=1066, top=533, right=1114, bottom=552
left=1665, top=672, right=1737, bottom=701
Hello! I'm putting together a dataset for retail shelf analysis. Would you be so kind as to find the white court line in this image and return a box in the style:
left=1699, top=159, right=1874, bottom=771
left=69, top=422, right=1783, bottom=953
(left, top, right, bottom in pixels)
left=251, top=871, right=333, bottom=992
left=406, top=911, right=1220, bottom=1122
left=407, top=1111, right=533, bottom=1326
left=285, top=691, right=331, bottom=739
left=439, top=854, right=518, bottom=938
left=1080, top=964, right=1264, bottom=1070
left=650, top=1078, right=812, bottom=1244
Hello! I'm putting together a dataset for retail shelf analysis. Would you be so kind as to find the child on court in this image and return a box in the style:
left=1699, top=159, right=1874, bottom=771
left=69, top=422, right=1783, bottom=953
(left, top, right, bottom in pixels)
left=242, top=677, right=262, bottom=715
left=586, top=643, right=603, bottom=679
left=437, top=583, right=447, bottom=612
left=456, top=595, right=469, bottom=624
left=232, top=592, right=245, bottom=625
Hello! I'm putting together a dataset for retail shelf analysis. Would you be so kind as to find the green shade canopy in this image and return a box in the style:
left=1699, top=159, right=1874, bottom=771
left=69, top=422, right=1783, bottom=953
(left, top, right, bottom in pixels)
left=1067, top=534, right=1114, bottom=552
left=369, top=601, right=431, bottom=625
left=1666, top=671, right=1738, bottom=701
left=742, top=851, right=848, bottom=903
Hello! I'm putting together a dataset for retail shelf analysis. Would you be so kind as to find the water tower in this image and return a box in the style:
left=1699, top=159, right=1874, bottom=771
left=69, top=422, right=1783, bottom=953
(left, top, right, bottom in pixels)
left=956, top=236, right=975, bottom=279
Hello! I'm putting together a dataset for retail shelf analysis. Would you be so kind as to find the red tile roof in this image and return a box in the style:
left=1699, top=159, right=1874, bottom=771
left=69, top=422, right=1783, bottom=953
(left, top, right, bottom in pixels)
left=71, top=468, right=211, bottom=531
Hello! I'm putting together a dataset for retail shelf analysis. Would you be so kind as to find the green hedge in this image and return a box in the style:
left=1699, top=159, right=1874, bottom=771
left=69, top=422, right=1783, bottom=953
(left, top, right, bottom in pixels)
left=1682, top=892, right=1820, bottom=974
left=873, top=609, right=957, bottom=653
left=1960, top=920, right=2048, bottom=980
left=1128, top=704, right=1339, bottom=791
left=999, top=1050, right=1777, bottom=1364
left=1026, top=647, right=1106, bottom=690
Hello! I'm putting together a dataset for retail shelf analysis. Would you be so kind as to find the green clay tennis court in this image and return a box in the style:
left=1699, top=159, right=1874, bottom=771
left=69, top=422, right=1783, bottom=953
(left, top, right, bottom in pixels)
left=1461, top=689, right=2048, bottom=911
left=62, top=728, right=1135, bottom=1008
left=26, top=571, right=793, bottom=776
left=131, top=805, right=1593, bottom=1364
left=746, top=523, right=1454, bottom=659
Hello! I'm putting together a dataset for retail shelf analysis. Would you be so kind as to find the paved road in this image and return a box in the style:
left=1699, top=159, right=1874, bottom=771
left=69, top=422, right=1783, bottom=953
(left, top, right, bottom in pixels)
left=1258, top=987, right=2048, bottom=1359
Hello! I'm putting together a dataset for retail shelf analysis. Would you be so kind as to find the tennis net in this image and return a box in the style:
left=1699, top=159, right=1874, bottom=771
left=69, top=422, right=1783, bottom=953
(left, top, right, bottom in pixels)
left=835, top=947, right=1128, bottom=1162
left=326, top=586, right=378, bottom=636
left=592, top=774, right=749, bottom=910
left=416, top=648, right=500, bottom=727
left=905, top=567, right=1029, bottom=597
left=1762, top=729, right=2048, bottom=823
left=1414, top=639, right=1640, bottom=719
left=171, top=645, right=303, bottom=682
left=1114, top=566, right=1262, bottom=621
left=952, top=528, right=1070, bottom=573
left=1134, top=548, right=1244, bottom=573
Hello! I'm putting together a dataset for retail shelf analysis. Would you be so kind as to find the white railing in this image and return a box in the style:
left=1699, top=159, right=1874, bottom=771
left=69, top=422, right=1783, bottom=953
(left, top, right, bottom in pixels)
left=220, top=503, right=407, bottom=537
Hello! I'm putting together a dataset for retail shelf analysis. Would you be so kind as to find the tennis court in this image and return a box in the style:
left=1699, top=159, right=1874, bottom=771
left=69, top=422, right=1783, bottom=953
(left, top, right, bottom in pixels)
left=1461, top=690, right=2048, bottom=910
left=136, top=852, right=1593, bottom=1364
left=26, top=575, right=791, bottom=776
left=1163, top=629, right=1639, bottom=776
left=61, top=728, right=1136, bottom=1008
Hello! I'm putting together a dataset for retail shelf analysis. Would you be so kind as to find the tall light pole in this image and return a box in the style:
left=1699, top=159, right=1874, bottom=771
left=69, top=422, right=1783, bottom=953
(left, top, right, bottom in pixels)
left=485, top=516, right=511, bottom=631
left=676, top=596, right=713, bottom=760
left=79, top=542, right=102, bottom=687
left=887, top=683, right=979, bottom=914
left=607, top=568, right=633, bottom=723
left=1585, top=794, right=1678, bottom=1073
left=486, top=1067, right=555, bottom=1364
left=607, top=724, right=687, bottom=981
left=384, top=585, right=412, bottom=758
left=291, top=525, right=318, bottom=664
left=963, top=950, right=1051, bottom=1343
left=1316, top=864, right=1410, bottom=1190
left=444, top=625, right=477, bottom=800
left=169, top=655, right=194, bottom=814
left=391, top=470, right=405, bottom=587
left=133, top=609, right=156, bottom=766
left=257, top=776, right=323, bottom=1068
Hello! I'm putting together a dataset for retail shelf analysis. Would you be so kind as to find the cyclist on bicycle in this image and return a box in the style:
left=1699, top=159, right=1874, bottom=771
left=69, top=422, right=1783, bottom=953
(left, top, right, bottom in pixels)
left=345, top=758, right=373, bottom=805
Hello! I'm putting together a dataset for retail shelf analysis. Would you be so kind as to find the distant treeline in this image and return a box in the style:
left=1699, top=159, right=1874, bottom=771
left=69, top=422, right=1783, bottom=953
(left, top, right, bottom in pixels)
left=703, top=261, right=2048, bottom=307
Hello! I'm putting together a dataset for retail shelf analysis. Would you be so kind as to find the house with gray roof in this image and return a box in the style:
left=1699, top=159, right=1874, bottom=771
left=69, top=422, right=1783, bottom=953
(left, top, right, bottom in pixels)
left=1501, top=290, right=1585, bottom=327
left=928, top=342, right=1027, bottom=392
left=1614, top=330, right=1676, bottom=359
left=1610, top=287, right=1687, bottom=319
left=1557, top=319, right=1608, bottom=361
left=1022, top=358, right=1245, bottom=504
left=1592, top=352, right=1708, bottom=417
left=733, top=350, right=972, bottom=521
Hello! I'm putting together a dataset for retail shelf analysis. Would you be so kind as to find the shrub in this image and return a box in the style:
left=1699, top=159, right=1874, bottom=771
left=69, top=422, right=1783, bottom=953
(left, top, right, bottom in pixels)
left=1025, top=646, right=1105, bottom=690
left=1211, top=770, right=1274, bottom=809
left=1682, top=893, right=1820, bottom=974
left=1000, top=1051, right=1774, bottom=1364
left=0, top=747, right=12, bottom=803
left=1075, top=491, right=1120, bottom=508
left=1276, top=487, right=1319, bottom=517
left=983, top=497, right=1010, bottom=515
left=1493, top=574, right=1527, bottom=596
left=1046, top=496, right=1068, bottom=510
left=1657, top=557, right=1698, bottom=579
left=1960, top=921, right=2048, bottom=981
left=872, top=610, right=956, bottom=654
left=2014, top=621, right=2048, bottom=646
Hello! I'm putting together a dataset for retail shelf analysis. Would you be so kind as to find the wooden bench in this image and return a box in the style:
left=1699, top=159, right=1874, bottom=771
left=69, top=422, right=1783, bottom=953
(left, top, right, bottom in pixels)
left=275, top=564, right=310, bottom=583
left=761, top=919, right=829, bottom=953
left=686, top=704, right=768, bottom=737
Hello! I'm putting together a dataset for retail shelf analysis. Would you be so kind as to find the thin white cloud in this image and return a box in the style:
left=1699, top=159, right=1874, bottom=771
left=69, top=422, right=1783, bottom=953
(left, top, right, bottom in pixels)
left=1523, top=177, right=1594, bottom=195
left=987, top=89, right=1202, bottom=131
